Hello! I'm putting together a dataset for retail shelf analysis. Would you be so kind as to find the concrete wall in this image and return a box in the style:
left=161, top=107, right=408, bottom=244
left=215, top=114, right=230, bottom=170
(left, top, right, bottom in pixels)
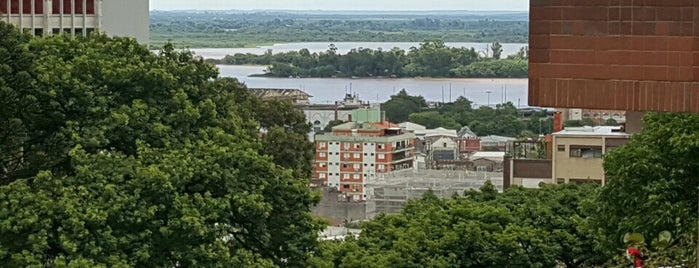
left=529, top=1, right=699, bottom=113
left=553, top=136, right=605, bottom=183
left=101, top=0, right=149, bottom=44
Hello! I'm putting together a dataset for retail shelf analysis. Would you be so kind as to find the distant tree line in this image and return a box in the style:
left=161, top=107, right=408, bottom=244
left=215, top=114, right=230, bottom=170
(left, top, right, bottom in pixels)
left=150, top=11, right=529, bottom=48
left=208, top=41, right=529, bottom=79
left=381, top=89, right=551, bottom=138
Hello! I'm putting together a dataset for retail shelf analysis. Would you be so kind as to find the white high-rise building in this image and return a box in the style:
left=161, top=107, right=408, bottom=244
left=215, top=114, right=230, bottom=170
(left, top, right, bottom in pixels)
left=1, top=0, right=149, bottom=44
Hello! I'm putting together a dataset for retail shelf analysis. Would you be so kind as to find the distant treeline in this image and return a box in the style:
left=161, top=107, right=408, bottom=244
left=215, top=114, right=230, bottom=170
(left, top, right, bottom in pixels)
left=150, top=11, right=529, bottom=48
left=207, top=41, right=529, bottom=78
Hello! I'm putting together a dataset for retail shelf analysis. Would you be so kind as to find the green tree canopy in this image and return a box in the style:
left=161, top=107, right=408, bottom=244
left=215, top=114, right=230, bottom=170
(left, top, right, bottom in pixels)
left=0, top=22, right=321, bottom=267
left=382, top=89, right=427, bottom=123
left=596, top=113, right=698, bottom=266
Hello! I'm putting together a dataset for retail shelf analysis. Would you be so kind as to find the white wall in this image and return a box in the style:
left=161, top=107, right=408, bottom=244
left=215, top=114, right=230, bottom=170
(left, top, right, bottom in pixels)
left=101, top=0, right=149, bottom=44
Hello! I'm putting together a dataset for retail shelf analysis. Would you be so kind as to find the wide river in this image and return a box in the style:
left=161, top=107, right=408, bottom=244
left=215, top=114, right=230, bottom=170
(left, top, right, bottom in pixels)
left=189, top=42, right=530, bottom=106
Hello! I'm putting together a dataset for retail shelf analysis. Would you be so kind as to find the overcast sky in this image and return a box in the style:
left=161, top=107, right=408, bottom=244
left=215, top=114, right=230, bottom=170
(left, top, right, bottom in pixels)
left=149, top=0, right=528, bottom=11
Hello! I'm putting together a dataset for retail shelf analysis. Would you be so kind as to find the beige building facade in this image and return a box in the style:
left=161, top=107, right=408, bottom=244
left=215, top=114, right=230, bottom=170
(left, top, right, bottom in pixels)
left=552, top=126, right=629, bottom=185
left=1, top=0, right=149, bottom=44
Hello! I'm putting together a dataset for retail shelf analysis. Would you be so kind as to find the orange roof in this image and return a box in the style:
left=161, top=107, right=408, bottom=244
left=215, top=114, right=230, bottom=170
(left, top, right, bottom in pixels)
left=367, top=121, right=399, bottom=129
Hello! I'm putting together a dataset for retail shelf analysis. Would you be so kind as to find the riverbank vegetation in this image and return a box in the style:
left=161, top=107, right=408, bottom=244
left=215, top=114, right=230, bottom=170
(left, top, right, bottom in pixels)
left=0, top=22, right=695, bottom=267
left=150, top=11, right=528, bottom=48
left=209, top=40, right=528, bottom=78
left=382, top=90, right=551, bottom=137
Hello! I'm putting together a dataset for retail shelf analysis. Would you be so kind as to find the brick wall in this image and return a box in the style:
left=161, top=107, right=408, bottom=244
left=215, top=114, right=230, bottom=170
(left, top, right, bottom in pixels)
left=529, top=0, right=699, bottom=113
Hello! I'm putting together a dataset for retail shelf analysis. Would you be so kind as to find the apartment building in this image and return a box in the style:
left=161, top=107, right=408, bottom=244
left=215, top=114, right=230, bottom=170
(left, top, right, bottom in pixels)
left=1, top=0, right=149, bottom=43
left=314, top=121, right=415, bottom=202
left=552, top=126, right=629, bottom=185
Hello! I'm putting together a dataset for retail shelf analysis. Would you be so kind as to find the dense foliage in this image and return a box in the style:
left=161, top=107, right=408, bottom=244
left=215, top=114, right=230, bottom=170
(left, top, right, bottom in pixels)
left=150, top=11, right=529, bottom=48
left=597, top=113, right=698, bottom=266
left=211, top=41, right=528, bottom=79
left=383, top=90, right=552, bottom=137
left=310, top=183, right=611, bottom=267
left=0, top=22, right=321, bottom=267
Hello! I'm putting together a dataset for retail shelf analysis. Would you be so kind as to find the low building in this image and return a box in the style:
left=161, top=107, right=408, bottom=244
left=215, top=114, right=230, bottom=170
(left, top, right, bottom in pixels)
left=469, top=151, right=505, bottom=172
left=303, top=94, right=371, bottom=134
left=552, top=126, right=630, bottom=185
left=479, top=135, right=516, bottom=151
left=313, top=121, right=415, bottom=202
left=457, top=126, right=480, bottom=159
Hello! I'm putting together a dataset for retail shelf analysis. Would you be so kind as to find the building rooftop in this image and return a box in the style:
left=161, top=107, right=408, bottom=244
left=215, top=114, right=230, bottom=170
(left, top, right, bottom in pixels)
left=332, top=121, right=399, bottom=131
left=470, top=151, right=506, bottom=161
left=480, top=135, right=517, bottom=143
left=457, top=126, right=477, bottom=138
left=425, top=127, right=458, bottom=138
left=553, top=126, right=629, bottom=137
left=248, top=88, right=312, bottom=101
left=399, top=122, right=427, bottom=132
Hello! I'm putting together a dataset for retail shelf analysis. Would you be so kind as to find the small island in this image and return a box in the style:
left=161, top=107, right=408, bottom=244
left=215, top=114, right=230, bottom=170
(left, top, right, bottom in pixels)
left=206, top=40, right=529, bottom=79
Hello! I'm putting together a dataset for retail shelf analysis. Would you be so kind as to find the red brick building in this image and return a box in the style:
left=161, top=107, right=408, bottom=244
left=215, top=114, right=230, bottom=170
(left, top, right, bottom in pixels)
left=529, top=1, right=699, bottom=124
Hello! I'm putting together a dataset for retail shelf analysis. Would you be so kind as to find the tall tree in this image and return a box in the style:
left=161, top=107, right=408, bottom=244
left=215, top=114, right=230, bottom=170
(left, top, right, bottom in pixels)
left=596, top=113, right=698, bottom=266
left=382, top=89, right=428, bottom=123
left=490, top=41, right=503, bottom=60
left=0, top=23, right=322, bottom=267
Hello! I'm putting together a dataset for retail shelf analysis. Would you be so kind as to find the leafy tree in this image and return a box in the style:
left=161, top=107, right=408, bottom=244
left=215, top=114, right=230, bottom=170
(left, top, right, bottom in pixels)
left=313, top=183, right=608, bottom=267
left=323, top=120, right=346, bottom=133
left=596, top=113, right=698, bottom=266
left=382, top=89, right=427, bottom=123
left=408, top=111, right=461, bottom=130
left=490, top=41, right=503, bottom=59
left=0, top=23, right=322, bottom=267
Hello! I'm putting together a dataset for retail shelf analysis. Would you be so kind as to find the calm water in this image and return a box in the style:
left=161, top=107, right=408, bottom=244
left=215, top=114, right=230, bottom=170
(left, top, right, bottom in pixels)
left=191, top=42, right=528, bottom=59
left=218, top=65, right=530, bottom=107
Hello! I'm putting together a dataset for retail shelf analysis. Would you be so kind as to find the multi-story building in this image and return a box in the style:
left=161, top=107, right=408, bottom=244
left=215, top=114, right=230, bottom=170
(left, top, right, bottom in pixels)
left=314, top=121, right=415, bottom=202
left=552, top=126, right=629, bottom=185
left=529, top=1, right=699, bottom=132
left=1, top=0, right=149, bottom=43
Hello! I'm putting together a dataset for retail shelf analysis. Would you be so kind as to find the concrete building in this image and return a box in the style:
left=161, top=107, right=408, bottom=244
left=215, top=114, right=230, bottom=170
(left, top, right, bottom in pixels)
left=552, top=126, right=630, bottom=185
left=479, top=135, right=516, bottom=151
left=469, top=151, right=505, bottom=172
left=302, top=94, right=371, bottom=134
left=529, top=1, right=699, bottom=132
left=1, top=0, right=149, bottom=43
left=313, top=121, right=415, bottom=202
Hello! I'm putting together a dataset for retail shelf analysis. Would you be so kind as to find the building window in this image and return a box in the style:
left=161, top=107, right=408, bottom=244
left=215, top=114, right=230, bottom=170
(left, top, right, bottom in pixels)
left=9, top=0, right=18, bottom=13
left=353, top=174, right=360, bottom=179
left=62, top=0, right=72, bottom=13
left=342, top=164, right=349, bottom=168
left=343, top=153, right=350, bottom=158
left=354, top=143, right=360, bottom=149
left=0, top=0, right=6, bottom=14
left=74, top=0, right=83, bottom=14
left=22, top=0, right=31, bottom=14
left=570, top=146, right=603, bottom=158
left=319, top=152, right=326, bottom=157
left=74, top=28, right=83, bottom=36
left=86, top=28, right=95, bottom=36
left=34, top=0, right=44, bottom=13
left=344, top=142, right=350, bottom=149
left=378, top=164, right=385, bottom=170
left=319, top=173, right=326, bottom=179
left=34, top=28, right=43, bottom=36
left=353, top=164, right=360, bottom=169
left=52, top=28, right=60, bottom=34
left=52, top=0, right=59, bottom=14
left=353, top=153, right=360, bottom=159
left=557, top=145, right=565, bottom=152
left=378, top=154, right=385, bottom=159
left=556, top=178, right=565, bottom=184
left=343, top=184, right=350, bottom=189
left=319, top=142, right=326, bottom=148
left=378, top=144, right=385, bottom=149
left=343, top=173, right=350, bottom=179
left=86, top=0, right=95, bottom=14
left=63, top=28, right=72, bottom=34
